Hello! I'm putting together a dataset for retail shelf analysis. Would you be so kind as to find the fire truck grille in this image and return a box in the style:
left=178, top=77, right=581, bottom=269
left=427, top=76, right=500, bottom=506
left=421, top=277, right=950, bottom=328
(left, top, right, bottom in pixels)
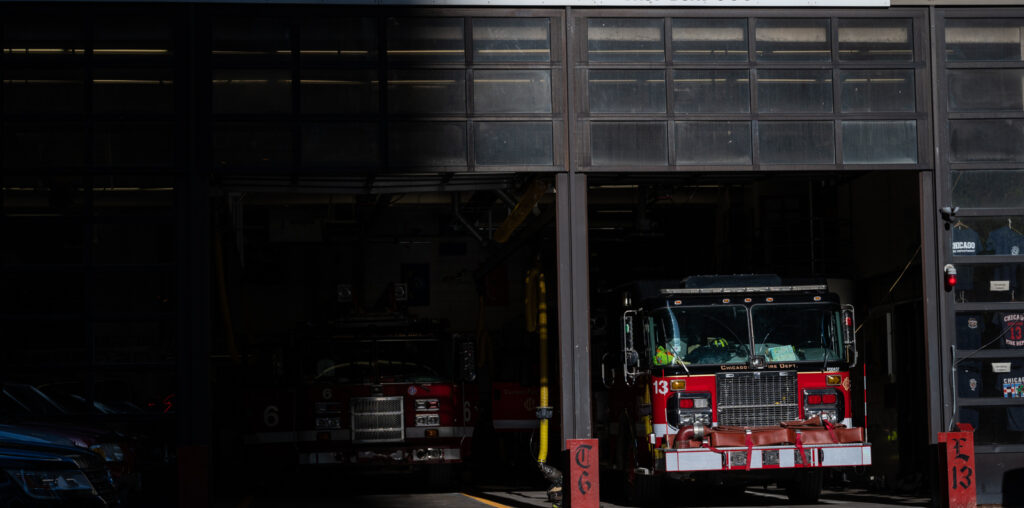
left=351, top=396, right=404, bottom=443
left=716, top=371, right=799, bottom=428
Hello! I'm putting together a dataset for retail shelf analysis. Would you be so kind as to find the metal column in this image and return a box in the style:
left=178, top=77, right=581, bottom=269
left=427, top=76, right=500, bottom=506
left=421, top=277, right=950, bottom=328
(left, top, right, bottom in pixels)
left=177, top=6, right=211, bottom=506
left=556, top=172, right=592, bottom=442
left=920, top=171, right=945, bottom=440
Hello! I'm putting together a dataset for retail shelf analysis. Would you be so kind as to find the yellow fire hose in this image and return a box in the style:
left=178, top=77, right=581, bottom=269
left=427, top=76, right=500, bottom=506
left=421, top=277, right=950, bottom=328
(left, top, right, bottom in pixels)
left=527, top=267, right=562, bottom=505
left=537, top=271, right=549, bottom=464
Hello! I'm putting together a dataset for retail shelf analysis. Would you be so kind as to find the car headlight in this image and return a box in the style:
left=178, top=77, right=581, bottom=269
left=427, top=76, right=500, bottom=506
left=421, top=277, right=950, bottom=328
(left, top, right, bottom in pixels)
left=90, top=443, right=125, bottom=462
left=6, top=469, right=96, bottom=500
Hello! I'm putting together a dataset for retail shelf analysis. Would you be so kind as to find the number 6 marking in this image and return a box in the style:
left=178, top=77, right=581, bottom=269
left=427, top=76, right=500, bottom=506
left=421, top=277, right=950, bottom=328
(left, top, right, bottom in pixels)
left=263, top=405, right=280, bottom=428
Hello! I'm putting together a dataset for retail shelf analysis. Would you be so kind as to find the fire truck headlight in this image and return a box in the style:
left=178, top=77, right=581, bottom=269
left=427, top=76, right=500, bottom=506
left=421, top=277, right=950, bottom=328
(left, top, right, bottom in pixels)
left=415, top=399, right=440, bottom=411
left=415, top=414, right=440, bottom=426
left=692, top=398, right=709, bottom=409
left=803, top=389, right=843, bottom=420
left=316, top=417, right=341, bottom=430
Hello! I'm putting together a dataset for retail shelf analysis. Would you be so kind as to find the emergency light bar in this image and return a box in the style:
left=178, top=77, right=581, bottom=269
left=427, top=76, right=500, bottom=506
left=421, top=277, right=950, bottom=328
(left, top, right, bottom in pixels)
left=660, top=285, right=828, bottom=295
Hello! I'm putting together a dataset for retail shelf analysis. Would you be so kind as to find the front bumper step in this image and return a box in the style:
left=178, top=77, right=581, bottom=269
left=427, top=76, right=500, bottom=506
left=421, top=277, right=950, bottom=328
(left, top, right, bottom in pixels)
left=662, top=443, right=871, bottom=472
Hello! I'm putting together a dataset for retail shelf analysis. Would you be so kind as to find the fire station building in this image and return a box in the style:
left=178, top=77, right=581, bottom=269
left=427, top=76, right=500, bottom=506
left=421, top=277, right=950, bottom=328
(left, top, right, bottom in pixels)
left=0, top=0, right=1022, bottom=505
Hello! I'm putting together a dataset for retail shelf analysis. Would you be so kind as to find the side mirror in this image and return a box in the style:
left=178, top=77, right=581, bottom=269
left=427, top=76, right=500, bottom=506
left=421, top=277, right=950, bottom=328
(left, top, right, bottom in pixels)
left=623, top=313, right=634, bottom=349
left=841, top=305, right=857, bottom=368
left=622, top=312, right=639, bottom=385
left=623, top=350, right=640, bottom=386
left=458, top=340, right=477, bottom=382
left=600, top=353, right=615, bottom=388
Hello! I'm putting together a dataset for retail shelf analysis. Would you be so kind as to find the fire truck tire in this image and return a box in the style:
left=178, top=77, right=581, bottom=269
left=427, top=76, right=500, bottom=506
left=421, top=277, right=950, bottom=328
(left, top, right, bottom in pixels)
left=427, top=463, right=456, bottom=488
left=785, top=469, right=823, bottom=504
left=624, top=473, right=662, bottom=506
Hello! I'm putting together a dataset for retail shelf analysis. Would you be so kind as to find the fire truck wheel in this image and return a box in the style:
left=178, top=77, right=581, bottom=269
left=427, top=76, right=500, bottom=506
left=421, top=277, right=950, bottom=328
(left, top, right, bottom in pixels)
left=624, top=472, right=662, bottom=506
left=427, top=463, right=456, bottom=489
left=785, top=469, right=823, bottom=504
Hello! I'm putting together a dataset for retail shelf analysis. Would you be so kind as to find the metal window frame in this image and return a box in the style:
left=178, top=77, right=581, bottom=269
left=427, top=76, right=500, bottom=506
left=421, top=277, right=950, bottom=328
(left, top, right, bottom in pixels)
left=932, top=8, right=1024, bottom=457
left=570, top=8, right=931, bottom=172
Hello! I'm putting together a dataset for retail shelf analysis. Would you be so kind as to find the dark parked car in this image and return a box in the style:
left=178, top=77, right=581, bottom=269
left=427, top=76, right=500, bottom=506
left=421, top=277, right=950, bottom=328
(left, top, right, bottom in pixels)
left=0, top=384, right=139, bottom=498
left=0, top=425, right=119, bottom=506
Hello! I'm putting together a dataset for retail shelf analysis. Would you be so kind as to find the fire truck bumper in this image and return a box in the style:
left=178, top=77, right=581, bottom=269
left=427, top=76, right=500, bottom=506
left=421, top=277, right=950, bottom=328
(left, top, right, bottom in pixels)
left=298, top=447, right=463, bottom=466
left=662, top=443, right=871, bottom=472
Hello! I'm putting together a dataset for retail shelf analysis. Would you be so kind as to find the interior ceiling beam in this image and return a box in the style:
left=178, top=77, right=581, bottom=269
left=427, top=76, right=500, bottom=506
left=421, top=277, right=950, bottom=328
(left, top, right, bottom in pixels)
left=493, top=178, right=548, bottom=244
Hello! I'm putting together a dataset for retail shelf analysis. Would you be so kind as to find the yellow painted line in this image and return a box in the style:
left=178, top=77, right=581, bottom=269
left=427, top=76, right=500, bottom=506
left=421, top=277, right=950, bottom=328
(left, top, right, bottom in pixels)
left=460, top=492, right=511, bottom=508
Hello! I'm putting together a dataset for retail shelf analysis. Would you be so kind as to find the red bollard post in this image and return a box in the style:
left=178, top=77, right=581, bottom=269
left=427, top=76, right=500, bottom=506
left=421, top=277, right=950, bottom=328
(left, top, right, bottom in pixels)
left=567, top=439, right=599, bottom=508
left=938, top=423, right=977, bottom=508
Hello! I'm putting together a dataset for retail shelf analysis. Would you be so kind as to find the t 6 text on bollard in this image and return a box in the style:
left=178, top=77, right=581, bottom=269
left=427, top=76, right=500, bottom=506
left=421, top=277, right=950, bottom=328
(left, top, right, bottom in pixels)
left=567, top=439, right=599, bottom=508
left=938, top=423, right=976, bottom=508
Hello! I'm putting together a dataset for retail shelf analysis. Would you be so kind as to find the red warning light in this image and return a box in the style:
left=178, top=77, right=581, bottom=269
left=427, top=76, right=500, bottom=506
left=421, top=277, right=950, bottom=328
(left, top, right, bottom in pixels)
left=943, top=264, right=958, bottom=290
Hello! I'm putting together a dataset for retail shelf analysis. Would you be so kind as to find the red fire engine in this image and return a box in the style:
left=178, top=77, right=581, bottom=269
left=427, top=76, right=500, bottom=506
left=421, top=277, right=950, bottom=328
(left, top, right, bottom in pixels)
left=600, top=275, right=870, bottom=503
left=242, top=308, right=478, bottom=484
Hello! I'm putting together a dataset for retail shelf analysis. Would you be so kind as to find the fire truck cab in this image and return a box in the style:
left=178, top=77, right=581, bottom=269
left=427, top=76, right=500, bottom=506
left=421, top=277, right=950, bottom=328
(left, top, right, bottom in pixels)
left=600, top=275, right=870, bottom=503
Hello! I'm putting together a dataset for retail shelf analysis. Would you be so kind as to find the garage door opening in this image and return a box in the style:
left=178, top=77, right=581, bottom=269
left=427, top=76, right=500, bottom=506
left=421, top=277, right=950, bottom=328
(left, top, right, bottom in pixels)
left=209, top=174, right=564, bottom=498
left=587, top=171, right=932, bottom=501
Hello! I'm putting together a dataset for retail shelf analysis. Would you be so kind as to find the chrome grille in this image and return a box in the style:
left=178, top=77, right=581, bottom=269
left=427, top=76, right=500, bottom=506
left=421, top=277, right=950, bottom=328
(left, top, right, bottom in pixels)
left=351, top=396, right=404, bottom=443
left=716, top=371, right=798, bottom=427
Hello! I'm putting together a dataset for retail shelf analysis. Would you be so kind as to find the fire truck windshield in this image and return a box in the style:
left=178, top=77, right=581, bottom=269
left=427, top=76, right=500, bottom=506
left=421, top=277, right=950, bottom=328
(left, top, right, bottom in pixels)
left=752, top=303, right=843, bottom=364
left=649, top=305, right=750, bottom=366
left=307, top=337, right=452, bottom=384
